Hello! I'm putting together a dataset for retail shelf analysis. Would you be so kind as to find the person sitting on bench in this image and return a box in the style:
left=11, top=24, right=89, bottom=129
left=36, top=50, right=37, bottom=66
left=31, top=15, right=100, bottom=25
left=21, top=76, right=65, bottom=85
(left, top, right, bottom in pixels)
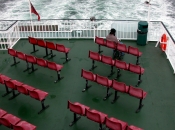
left=106, top=28, right=125, bottom=57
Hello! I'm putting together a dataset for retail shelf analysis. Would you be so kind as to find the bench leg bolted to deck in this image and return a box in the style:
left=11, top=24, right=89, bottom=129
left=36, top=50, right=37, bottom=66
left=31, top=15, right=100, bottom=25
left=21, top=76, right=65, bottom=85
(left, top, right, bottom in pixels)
left=23, top=62, right=32, bottom=72
left=89, top=60, right=97, bottom=71
left=136, top=99, right=144, bottom=113
left=136, top=74, right=142, bottom=87
left=108, top=66, right=115, bottom=77
left=54, top=71, right=64, bottom=83
left=38, top=99, right=49, bottom=114
left=82, top=80, right=91, bottom=92
left=103, top=87, right=112, bottom=100
left=43, top=48, right=50, bottom=58
left=69, top=113, right=81, bottom=126
left=98, top=45, right=103, bottom=54
left=115, top=69, right=121, bottom=80
left=31, top=44, right=39, bottom=54
left=111, top=90, right=120, bottom=104
left=2, top=85, right=12, bottom=97
left=29, top=63, right=38, bottom=74
left=48, top=50, right=56, bottom=59
left=136, top=56, right=140, bottom=65
left=9, top=90, right=20, bottom=100
left=11, top=57, right=20, bottom=66
left=63, top=53, right=71, bottom=64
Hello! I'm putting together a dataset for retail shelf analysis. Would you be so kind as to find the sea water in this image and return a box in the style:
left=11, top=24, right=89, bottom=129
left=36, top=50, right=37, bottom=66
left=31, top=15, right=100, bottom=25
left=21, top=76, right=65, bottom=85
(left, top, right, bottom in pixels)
left=0, top=0, right=174, bottom=38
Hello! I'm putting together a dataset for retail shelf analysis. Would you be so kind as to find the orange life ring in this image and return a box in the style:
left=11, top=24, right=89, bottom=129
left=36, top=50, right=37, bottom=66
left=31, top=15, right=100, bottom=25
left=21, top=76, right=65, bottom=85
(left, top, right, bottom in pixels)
left=160, top=34, right=167, bottom=51
left=161, top=34, right=167, bottom=43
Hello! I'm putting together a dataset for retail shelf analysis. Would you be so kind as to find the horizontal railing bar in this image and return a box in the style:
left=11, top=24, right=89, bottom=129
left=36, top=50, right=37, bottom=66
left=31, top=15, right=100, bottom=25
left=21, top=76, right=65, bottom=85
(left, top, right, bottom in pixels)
left=0, top=19, right=163, bottom=22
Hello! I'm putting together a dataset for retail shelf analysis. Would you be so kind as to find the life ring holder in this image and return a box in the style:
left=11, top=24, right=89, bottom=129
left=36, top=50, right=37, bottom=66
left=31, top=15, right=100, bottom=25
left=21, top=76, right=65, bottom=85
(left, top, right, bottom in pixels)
left=160, top=34, right=168, bottom=51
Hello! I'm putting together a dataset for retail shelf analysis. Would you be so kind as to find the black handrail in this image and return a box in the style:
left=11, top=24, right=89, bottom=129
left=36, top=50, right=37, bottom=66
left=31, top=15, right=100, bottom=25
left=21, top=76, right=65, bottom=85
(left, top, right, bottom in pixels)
left=0, top=20, right=18, bottom=31
left=160, top=22, right=175, bottom=44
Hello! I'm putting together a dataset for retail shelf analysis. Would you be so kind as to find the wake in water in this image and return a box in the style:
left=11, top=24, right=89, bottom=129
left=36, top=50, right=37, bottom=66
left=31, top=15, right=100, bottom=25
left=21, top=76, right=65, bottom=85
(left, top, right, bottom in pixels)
left=0, top=0, right=174, bottom=38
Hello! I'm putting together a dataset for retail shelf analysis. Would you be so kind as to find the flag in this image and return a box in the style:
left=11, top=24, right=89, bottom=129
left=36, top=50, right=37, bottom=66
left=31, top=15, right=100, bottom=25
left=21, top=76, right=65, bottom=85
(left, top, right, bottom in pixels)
left=30, top=1, right=40, bottom=21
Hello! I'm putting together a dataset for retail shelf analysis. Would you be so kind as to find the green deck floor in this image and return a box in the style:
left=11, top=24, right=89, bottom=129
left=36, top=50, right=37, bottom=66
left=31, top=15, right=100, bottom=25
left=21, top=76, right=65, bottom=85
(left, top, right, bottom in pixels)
left=0, top=39, right=175, bottom=130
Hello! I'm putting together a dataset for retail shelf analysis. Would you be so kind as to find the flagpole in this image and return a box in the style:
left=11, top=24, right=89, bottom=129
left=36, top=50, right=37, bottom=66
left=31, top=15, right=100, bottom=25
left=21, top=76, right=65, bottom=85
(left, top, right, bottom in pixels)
left=28, top=0, right=34, bottom=34
left=147, top=0, right=150, bottom=24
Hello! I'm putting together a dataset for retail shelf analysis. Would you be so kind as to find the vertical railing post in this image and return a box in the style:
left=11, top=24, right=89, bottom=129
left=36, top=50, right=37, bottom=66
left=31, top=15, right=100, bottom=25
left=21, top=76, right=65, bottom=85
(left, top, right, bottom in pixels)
left=16, top=21, right=20, bottom=40
left=166, top=36, right=169, bottom=59
left=93, top=21, right=96, bottom=41
left=8, top=31, right=11, bottom=49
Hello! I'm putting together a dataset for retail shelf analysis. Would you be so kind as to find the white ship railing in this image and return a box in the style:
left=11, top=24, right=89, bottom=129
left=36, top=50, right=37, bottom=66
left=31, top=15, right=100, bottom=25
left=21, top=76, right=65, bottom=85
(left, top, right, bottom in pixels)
left=0, top=19, right=165, bottom=43
left=158, top=22, right=175, bottom=73
left=0, top=21, right=20, bottom=50
left=0, top=19, right=175, bottom=73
